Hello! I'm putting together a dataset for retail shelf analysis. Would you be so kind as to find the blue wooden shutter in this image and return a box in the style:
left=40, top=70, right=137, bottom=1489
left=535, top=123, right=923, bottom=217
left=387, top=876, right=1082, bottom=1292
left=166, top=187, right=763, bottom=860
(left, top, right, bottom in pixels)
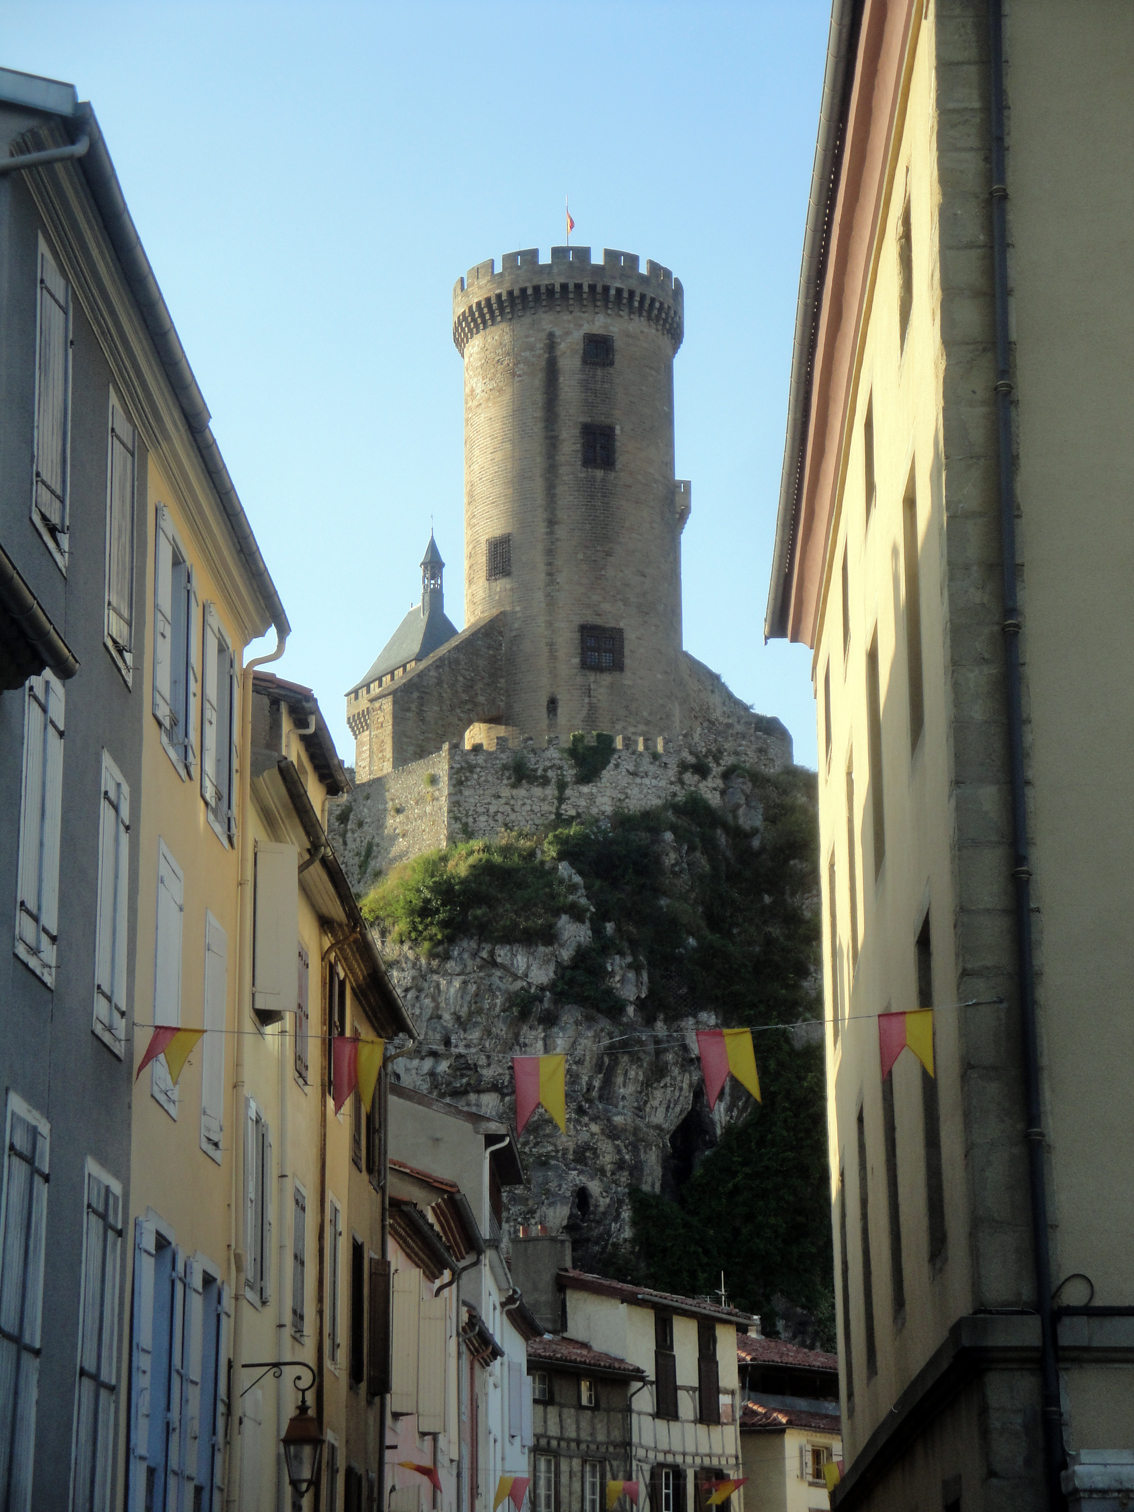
left=127, top=1218, right=156, bottom=1512
left=94, top=752, right=130, bottom=1053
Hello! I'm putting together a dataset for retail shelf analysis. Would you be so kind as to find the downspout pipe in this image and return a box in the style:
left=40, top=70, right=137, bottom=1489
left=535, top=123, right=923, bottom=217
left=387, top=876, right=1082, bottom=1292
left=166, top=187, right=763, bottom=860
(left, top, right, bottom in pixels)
left=227, top=629, right=288, bottom=1512
left=987, top=5, right=1065, bottom=1504
left=0, top=132, right=89, bottom=174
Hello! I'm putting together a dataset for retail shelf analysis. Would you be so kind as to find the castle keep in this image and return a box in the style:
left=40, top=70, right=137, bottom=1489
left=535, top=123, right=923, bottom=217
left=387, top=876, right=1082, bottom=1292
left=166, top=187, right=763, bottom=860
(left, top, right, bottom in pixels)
left=347, top=245, right=783, bottom=803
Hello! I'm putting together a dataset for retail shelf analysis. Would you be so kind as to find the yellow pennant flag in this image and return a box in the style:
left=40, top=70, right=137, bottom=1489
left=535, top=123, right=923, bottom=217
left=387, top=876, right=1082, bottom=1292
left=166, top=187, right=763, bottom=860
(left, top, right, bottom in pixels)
left=723, top=1028, right=762, bottom=1102
left=538, top=1054, right=566, bottom=1132
left=904, top=1010, right=935, bottom=1077
left=357, top=1039, right=385, bottom=1113
left=495, top=1479, right=515, bottom=1512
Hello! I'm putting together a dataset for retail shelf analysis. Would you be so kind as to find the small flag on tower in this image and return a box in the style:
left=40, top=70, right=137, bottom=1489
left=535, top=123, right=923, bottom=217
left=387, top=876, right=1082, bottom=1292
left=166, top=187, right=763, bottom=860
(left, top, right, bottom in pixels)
left=878, top=1010, right=934, bottom=1079
left=512, top=1055, right=566, bottom=1134
left=566, top=196, right=575, bottom=238
left=332, top=1036, right=385, bottom=1115
left=136, top=1027, right=205, bottom=1087
left=696, top=1029, right=762, bottom=1110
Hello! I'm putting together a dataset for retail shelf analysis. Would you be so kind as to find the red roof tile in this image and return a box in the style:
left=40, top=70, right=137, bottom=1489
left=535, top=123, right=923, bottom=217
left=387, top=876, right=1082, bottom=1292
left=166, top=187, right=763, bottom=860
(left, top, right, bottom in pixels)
left=737, top=1335, right=838, bottom=1371
left=741, top=1401, right=842, bottom=1433
left=528, top=1335, right=646, bottom=1379
left=558, top=1270, right=756, bottom=1326
left=389, top=1158, right=460, bottom=1194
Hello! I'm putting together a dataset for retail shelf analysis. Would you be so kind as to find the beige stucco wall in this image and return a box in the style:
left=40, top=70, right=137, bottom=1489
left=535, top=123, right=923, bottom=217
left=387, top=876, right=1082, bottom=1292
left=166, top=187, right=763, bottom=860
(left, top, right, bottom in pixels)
left=741, top=1426, right=842, bottom=1512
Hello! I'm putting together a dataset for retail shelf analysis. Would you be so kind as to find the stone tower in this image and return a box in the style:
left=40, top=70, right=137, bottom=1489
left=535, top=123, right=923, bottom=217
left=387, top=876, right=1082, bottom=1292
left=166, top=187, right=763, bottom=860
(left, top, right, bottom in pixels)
left=453, top=246, right=688, bottom=741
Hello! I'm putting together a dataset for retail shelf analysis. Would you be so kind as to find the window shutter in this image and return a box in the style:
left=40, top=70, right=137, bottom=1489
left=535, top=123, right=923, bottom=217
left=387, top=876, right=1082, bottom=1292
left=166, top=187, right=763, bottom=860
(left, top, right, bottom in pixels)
left=260, top=1123, right=273, bottom=1305
left=166, top=1249, right=188, bottom=1508
left=15, top=673, right=64, bottom=985
left=212, top=1284, right=231, bottom=1510
left=226, top=654, right=239, bottom=839
left=94, top=753, right=130, bottom=1052
left=292, top=1187, right=306, bottom=1338
left=184, top=567, right=199, bottom=774
left=200, top=604, right=219, bottom=806
left=127, top=1218, right=157, bottom=1512
left=153, top=505, right=176, bottom=729
left=34, top=243, right=71, bottom=545
left=520, top=1367, right=533, bottom=1447
left=507, top=1360, right=521, bottom=1440
left=252, top=843, right=299, bottom=1021
left=328, top=1203, right=342, bottom=1362
left=390, top=1268, right=420, bottom=1414
left=179, top=1256, right=204, bottom=1505
left=697, top=1357, right=720, bottom=1424
left=200, top=914, right=226, bottom=1161
left=244, top=1100, right=258, bottom=1296
left=74, top=1167, right=123, bottom=1512
left=106, top=402, right=136, bottom=663
left=417, top=1294, right=446, bottom=1432
left=152, top=843, right=184, bottom=1115
left=0, top=1100, right=50, bottom=1512
left=296, top=944, right=310, bottom=1082
left=799, top=1445, right=807, bottom=1480
left=654, top=1350, right=678, bottom=1419
left=367, top=1256, right=390, bottom=1397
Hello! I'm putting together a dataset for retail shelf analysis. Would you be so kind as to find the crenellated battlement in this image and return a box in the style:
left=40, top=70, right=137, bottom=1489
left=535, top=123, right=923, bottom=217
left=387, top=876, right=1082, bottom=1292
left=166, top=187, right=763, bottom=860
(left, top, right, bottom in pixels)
left=452, top=247, right=684, bottom=355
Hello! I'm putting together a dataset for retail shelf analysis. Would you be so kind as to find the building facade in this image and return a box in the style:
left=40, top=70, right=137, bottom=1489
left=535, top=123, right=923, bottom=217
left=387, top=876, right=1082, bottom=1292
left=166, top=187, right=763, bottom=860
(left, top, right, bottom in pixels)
left=766, top=2, right=1134, bottom=1508
left=737, top=1335, right=840, bottom=1512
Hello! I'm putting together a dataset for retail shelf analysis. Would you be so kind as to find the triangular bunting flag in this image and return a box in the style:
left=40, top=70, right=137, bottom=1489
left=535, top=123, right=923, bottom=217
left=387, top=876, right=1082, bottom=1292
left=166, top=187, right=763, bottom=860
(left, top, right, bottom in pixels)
left=333, top=1036, right=385, bottom=1115
left=399, top=1463, right=442, bottom=1493
left=513, top=1055, right=566, bottom=1134
left=696, top=1029, right=761, bottom=1110
left=823, top=1461, right=842, bottom=1492
left=879, top=1009, right=934, bottom=1079
left=704, top=1481, right=747, bottom=1507
left=606, top=1482, right=639, bottom=1509
left=136, top=1027, right=205, bottom=1087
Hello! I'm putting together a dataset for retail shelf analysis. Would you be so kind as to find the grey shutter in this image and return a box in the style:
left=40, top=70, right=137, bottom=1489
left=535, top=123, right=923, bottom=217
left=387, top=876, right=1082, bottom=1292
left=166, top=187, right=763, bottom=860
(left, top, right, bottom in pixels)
left=292, top=1186, right=306, bottom=1337
left=225, top=651, right=239, bottom=838
left=15, top=672, right=64, bottom=985
left=244, top=1100, right=258, bottom=1297
left=73, top=1167, right=123, bottom=1512
left=94, top=753, right=130, bottom=1052
left=165, top=1249, right=187, bottom=1510
left=508, top=1360, right=522, bottom=1440
left=520, top=1366, right=533, bottom=1447
left=106, top=403, right=136, bottom=661
left=0, top=1103, right=49, bottom=1512
left=211, top=1284, right=231, bottom=1510
left=390, top=1268, right=419, bottom=1414
left=152, top=843, right=184, bottom=1115
left=127, top=1218, right=156, bottom=1512
left=260, top=1123, right=273, bottom=1306
left=200, top=605, right=219, bottom=807
left=153, top=505, right=175, bottom=729
left=417, top=1295, right=446, bottom=1431
left=296, top=944, right=310, bottom=1082
left=33, top=243, right=71, bottom=546
left=200, top=915, right=227, bottom=1160
left=174, top=1255, right=203, bottom=1509
left=184, top=567, right=199, bottom=774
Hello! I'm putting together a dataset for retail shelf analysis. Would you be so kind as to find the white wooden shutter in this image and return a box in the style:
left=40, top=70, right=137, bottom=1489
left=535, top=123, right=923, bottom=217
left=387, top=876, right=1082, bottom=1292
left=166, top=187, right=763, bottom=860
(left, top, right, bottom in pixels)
left=15, top=671, right=64, bottom=986
left=252, top=843, right=299, bottom=1021
left=184, top=567, right=199, bottom=774
left=225, top=652, right=239, bottom=839
left=292, top=1186, right=306, bottom=1337
left=521, top=1364, right=533, bottom=1447
left=296, top=944, right=310, bottom=1082
left=106, top=401, right=136, bottom=663
left=153, top=505, right=176, bottom=729
left=171, top=1255, right=203, bottom=1510
left=211, top=1284, right=231, bottom=1509
left=33, top=242, right=71, bottom=547
left=390, top=1268, right=420, bottom=1414
left=200, top=914, right=227, bottom=1162
left=417, top=1294, right=446, bottom=1432
left=94, top=752, right=130, bottom=1053
left=152, top=842, right=184, bottom=1115
left=328, top=1201, right=341, bottom=1362
left=507, top=1359, right=522, bottom=1440
left=244, top=1100, right=258, bottom=1297
left=127, top=1218, right=157, bottom=1512
left=260, top=1123, right=273, bottom=1306
left=200, top=603, right=219, bottom=806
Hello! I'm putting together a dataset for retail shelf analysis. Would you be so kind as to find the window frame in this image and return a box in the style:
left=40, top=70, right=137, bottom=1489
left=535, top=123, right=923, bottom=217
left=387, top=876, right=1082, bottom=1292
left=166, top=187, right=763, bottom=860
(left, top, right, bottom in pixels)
left=244, top=1097, right=272, bottom=1307
left=152, top=504, right=198, bottom=774
left=583, top=1460, right=602, bottom=1512
left=532, top=1370, right=550, bottom=1403
left=295, top=942, right=310, bottom=1085
left=582, top=333, right=614, bottom=367
left=327, top=1194, right=343, bottom=1367
left=200, top=913, right=227, bottom=1163
left=14, top=669, right=65, bottom=988
left=534, top=1453, right=556, bottom=1512
left=579, top=1376, right=596, bottom=1408
left=0, top=1092, right=50, bottom=1512
left=580, top=424, right=616, bottom=470
left=486, top=533, right=512, bottom=581
left=32, top=235, right=73, bottom=572
left=69, top=1157, right=123, bottom=1512
left=201, top=602, right=237, bottom=846
left=579, top=624, right=624, bottom=674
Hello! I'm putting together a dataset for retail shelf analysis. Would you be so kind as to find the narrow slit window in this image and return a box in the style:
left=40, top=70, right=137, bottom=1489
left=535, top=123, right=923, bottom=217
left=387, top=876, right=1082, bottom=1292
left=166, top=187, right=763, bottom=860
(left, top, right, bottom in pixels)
left=917, top=913, right=947, bottom=1265
left=838, top=1166, right=854, bottom=1412
left=881, top=1061, right=905, bottom=1321
left=857, top=1107, right=877, bottom=1380
left=898, top=192, right=913, bottom=349
left=864, top=394, right=876, bottom=520
left=581, top=424, right=615, bottom=470
left=866, top=634, right=885, bottom=875
left=845, top=762, right=859, bottom=974
left=902, top=473, right=925, bottom=751
left=841, top=545, right=851, bottom=659
left=827, top=855, right=840, bottom=1048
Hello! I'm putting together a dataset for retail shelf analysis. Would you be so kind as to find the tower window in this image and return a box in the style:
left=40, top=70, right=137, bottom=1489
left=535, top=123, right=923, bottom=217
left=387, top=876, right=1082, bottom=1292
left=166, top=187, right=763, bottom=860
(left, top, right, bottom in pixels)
left=486, top=533, right=512, bottom=580
left=582, top=333, right=613, bottom=366
left=580, top=624, right=624, bottom=673
left=581, top=425, right=615, bottom=470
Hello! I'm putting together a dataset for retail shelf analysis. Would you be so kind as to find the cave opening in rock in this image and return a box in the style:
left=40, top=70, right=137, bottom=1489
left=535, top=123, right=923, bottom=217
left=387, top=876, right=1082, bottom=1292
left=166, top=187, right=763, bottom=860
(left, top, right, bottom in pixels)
left=661, top=1089, right=718, bottom=1200
left=576, top=1186, right=591, bottom=1220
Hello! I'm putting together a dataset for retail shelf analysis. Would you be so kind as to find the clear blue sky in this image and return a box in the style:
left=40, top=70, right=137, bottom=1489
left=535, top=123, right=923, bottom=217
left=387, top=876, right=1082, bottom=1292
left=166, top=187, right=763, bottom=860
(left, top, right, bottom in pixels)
left=7, top=1, right=826, bottom=769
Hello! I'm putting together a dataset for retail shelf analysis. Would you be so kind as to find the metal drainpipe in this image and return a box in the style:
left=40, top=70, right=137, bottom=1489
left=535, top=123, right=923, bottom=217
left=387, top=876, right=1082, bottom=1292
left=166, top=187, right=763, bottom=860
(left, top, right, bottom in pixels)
left=986, top=4, right=1065, bottom=1504
left=227, top=631, right=288, bottom=1512
left=376, top=1061, right=391, bottom=1512
left=276, top=1009, right=290, bottom=1512
left=0, top=133, right=90, bottom=175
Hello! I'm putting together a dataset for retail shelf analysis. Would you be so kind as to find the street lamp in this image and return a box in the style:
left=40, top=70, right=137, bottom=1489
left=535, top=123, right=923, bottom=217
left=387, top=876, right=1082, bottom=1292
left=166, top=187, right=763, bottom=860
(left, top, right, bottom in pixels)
left=243, top=1361, right=323, bottom=1500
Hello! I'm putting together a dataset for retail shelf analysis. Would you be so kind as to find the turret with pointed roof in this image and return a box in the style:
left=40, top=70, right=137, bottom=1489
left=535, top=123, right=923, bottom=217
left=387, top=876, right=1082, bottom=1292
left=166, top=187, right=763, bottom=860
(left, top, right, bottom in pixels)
left=347, top=533, right=458, bottom=699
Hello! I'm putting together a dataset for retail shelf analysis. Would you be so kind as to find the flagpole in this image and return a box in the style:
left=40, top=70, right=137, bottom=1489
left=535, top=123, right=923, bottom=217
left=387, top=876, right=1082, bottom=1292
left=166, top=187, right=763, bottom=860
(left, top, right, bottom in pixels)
left=566, top=193, right=570, bottom=246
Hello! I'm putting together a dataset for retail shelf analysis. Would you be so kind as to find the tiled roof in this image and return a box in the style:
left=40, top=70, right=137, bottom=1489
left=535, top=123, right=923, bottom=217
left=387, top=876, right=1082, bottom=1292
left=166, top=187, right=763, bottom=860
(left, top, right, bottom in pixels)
left=389, top=1159, right=460, bottom=1194
left=348, top=599, right=459, bottom=693
left=741, top=1401, right=842, bottom=1433
left=528, top=1336, right=646, bottom=1379
left=558, top=1270, right=756, bottom=1326
left=736, top=1335, right=839, bottom=1371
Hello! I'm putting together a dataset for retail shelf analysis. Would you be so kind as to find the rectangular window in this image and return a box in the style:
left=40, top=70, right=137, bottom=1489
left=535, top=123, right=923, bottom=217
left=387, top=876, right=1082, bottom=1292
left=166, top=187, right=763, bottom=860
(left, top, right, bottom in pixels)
left=866, top=633, right=885, bottom=875
left=803, top=1444, right=829, bottom=1484
left=197, top=1269, right=230, bottom=1512
left=252, top=843, right=299, bottom=1024
left=152, top=505, right=199, bottom=772
left=582, top=333, right=613, bottom=366
left=838, top=1165, right=854, bottom=1414
left=841, top=544, right=850, bottom=659
left=583, top=1461, right=601, bottom=1512
left=367, top=1256, right=391, bottom=1398
left=697, top=1319, right=719, bottom=1424
left=898, top=191, right=913, bottom=349
left=532, top=1371, right=549, bottom=1403
left=328, top=1197, right=342, bottom=1365
left=244, top=1099, right=272, bottom=1305
left=200, top=913, right=227, bottom=1162
left=917, top=914, right=947, bottom=1265
left=579, top=624, right=624, bottom=673
left=15, top=671, right=65, bottom=987
left=151, top=840, right=184, bottom=1117
left=902, top=472, right=925, bottom=751
left=535, top=1454, right=556, bottom=1512
left=352, top=1022, right=363, bottom=1170
left=823, top=660, right=832, bottom=767
left=654, top=1312, right=677, bottom=1419
left=845, top=762, right=859, bottom=975
left=105, top=398, right=137, bottom=677
left=881, top=1053, right=905, bottom=1320
left=344, top=1468, right=364, bottom=1512
left=827, top=855, right=840, bottom=1048
left=581, top=424, right=615, bottom=470
left=327, top=968, right=347, bottom=1094
left=856, top=1106, right=877, bottom=1381
left=325, top=1434, right=340, bottom=1512
left=296, top=943, right=310, bottom=1084
left=292, top=1184, right=306, bottom=1340
left=93, top=751, right=130, bottom=1054
left=486, top=534, right=512, bottom=580
left=33, top=239, right=72, bottom=566
left=863, top=394, right=876, bottom=521
left=350, top=1237, right=365, bottom=1385
left=71, top=1159, right=123, bottom=1512
left=201, top=603, right=237, bottom=840
left=579, top=1377, right=595, bottom=1408
left=366, top=1083, right=381, bottom=1187
left=0, top=1093, right=50, bottom=1512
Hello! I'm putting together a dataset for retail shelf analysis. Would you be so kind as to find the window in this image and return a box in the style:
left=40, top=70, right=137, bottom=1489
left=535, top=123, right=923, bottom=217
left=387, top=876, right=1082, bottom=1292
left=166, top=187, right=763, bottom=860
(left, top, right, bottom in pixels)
left=898, top=190, right=913, bottom=349
left=866, top=633, right=885, bottom=875
left=651, top=1467, right=682, bottom=1512
left=881, top=1041, right=905, bottom=1321
left=367, top=1257, right=391, bottom=1398
left=802, top=1444, right=830, bottom=1484
left=197, top=1268, right=230, bottom=1512
left=327, top=967, right=347, bottom=1094
left=823, top=661, right=832, bottom=767
left=105, top=398, right=137, bottom=678
left=486, top=534, right=512, bottom=580
left=151, top=841, right=184, bottom=1117
left=581, top=424, right=615, bottom=470
left=579, top=1377, right=595, bottom=1408
left=350, top=1237, right=365, bottom=1385
left=328, top=1196, right=342, bottom=1365
left=33, top=239, right=72, bottom=568
left=863, top=394, right=876, bottom=521
left=845, top=762, right=859, bottom=975
left=827, top=855, right=840, bottom=1049
left=71, top=1160, right=123, bottom=1512
left=697, top=1319, right=719, bottom=1424
left=325, top=1433, right=340, bottom=1512
left=200, top=913, right=227, bottom=1163
left=580, top=624, right=624, bottom=673
left=654, top=1312, right=677, bottom=1419
left=0, top=1093, right=50, bottom=1512
left=352, top=1022, right=363, bottom=1169
left=582, top=333, right=613, bottom=366
left=14, top=670, right=65, bottom=987
left=292, top=1184, right=307, bottom=1340
left=917, top=913, right=947, bottom=1265
left=532, top=1370, right=550, bottom=1403
left=252, top=843, right=299, bottom=1024
left=584, top=1461, right=601, bottom=1512
left=244, top=1098, right=272, bottom=1305
left=295, top=942, right=310, bottom=1083
left=93, top=752, right=129, bottom=1054
left=152, top=505, right=199, bottom=774
left=365, top=1082, right=381, bottom=1186
left=902, top=472, right=924, bottom=751
left=345, top=1468, right=364, bottom=1512
left=535, top=1454, right=556, bottom=1512
left=201, top=603, right=237, bottom=840
left=841, top=544, right=850, bottom=658
left=856, top=1106, right=877, bottom=1381
left=838, top=1167, right=854, bottom=1414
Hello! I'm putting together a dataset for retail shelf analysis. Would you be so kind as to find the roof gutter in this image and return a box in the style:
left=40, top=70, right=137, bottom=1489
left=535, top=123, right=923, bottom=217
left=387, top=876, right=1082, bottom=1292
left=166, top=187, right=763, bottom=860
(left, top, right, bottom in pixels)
left=0, top=542, right=79, bottom=680
left=764, top=0, right=862, bottom=641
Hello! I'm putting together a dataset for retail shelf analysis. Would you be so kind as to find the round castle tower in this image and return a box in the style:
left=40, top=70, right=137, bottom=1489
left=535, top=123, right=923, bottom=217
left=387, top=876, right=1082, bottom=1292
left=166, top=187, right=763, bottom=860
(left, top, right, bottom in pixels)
left=453, top=245, right=689, bottom=741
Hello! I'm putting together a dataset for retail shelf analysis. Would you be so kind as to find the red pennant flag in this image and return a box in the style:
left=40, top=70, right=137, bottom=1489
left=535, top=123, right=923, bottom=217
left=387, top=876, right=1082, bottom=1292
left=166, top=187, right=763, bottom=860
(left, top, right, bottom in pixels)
left=398, top=1462, right=442, bottom=1493
left=879, top=1010, right=934, bottom=1079
left=696, top=1029, right=761, bottom=1109
left=509, top=1477, right=530, bottom=1509
left=136, top=1027, right=205, bottom=1086
left=512, top=1056, right=566, bottom=1134
left=333, top=1035, right=359, bottom=1115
